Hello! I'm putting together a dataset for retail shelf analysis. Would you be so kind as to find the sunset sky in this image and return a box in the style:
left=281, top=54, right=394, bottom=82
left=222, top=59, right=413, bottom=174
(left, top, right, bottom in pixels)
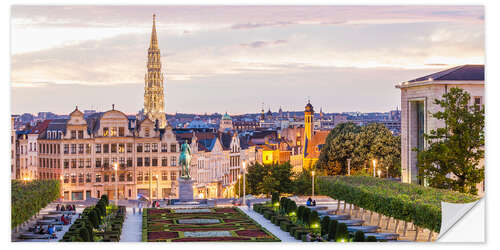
left=10, top=5, right=484, bottom=115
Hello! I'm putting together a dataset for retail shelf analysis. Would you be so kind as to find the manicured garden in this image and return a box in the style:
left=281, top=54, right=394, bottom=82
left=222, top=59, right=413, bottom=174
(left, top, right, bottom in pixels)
left=142, top=207, right=280, bottom=242
left=60, top=195, right=126, bottom=242
left=317, top=176, right=479, bottom=233
left=11, top=180, right=60, bottom=229
left=253, top=194, right=377, bottom=242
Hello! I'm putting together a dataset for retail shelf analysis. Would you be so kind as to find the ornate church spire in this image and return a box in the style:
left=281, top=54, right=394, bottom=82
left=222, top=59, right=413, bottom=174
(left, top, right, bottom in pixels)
left=144, top=14, right=167, bottom=128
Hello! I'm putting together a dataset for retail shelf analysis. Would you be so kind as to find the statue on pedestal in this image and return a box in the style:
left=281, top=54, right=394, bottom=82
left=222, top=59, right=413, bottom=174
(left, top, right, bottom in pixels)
left=179, top=140, right=192, bottom=179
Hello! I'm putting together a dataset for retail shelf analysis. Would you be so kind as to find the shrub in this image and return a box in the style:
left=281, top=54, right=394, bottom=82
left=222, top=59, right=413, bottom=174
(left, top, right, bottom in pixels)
left=366, top=236, right=377, bottom=242
left=297, top=206, right=305, bottom=223
left=301, top=233, right=308, bottom=242
left=309, top=210, right=320, bottom=229
left=263, top=210, right=275, bottom=220
left=289, top=226, right=301, bottom=236
left=353, top=230, right=365, bottom=242
left=272, top=192, right=280, bottom=206
left=320, top=216, right=330, bottom=236
left=287, top=200, right=297, bottom=216
left=302, top=208, right=311, bottom=227
left=280, top=221, right=291, bottom=231
left=327, top=220, right=338, bottom=241
left=335, top=223, right=348, bottom=241
left=294, top=229, right=309, bottom=240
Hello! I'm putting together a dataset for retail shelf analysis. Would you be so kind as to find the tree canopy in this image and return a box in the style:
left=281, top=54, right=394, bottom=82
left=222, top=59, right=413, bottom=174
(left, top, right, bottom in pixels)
left=417, top=87, right=484, bottom=195
left=316, top=122, right=401, bottom=177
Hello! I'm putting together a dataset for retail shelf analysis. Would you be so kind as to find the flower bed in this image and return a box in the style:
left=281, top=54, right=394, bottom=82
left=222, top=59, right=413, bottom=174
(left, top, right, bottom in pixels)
left=317, top=176, right=479, bottom=232
left=143, top=207, right=280, bottom=242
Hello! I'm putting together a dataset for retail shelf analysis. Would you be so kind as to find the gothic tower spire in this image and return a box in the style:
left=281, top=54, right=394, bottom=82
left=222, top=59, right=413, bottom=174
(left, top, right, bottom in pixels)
left=144, top=13, right=167, bottom=128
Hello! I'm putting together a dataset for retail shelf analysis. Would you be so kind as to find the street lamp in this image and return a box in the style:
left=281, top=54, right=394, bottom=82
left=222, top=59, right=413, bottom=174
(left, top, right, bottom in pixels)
left=242, top=161, right=246, bottom=208
left=155, top=174, right=160, bottom=201
left=113, top=163, right=118, bottom=206
left=372, top=159, right=377, bottom=178
left=238, top=174, right=241, bottom=199
left=377, top=169, right=381, bottom=178
left=311, top=170, right=315, bottom=199
left=386, top=166, right=389, bottom=178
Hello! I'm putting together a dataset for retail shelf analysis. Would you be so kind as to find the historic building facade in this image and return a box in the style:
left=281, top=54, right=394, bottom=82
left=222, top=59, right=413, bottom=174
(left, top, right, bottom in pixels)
left=397, top=65, right=484, bottom=194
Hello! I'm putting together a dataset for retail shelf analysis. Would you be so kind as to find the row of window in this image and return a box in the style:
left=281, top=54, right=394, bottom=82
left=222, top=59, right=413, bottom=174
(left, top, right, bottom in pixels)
left=53, top=143, right=178, bottom=154
left=61, top=156, right=178, bottom=169
left=62, top=171, right=179, bottom=183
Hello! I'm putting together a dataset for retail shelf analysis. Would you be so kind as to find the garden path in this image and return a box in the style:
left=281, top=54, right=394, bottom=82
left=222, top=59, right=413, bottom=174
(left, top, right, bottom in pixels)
left=120, top=207, right=142, bottom=242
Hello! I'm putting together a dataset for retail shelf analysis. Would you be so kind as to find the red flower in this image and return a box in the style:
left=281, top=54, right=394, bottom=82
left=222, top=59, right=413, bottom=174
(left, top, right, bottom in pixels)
left=172, top=237, right=250, bottom=242
left=148, top=231, right=179, bottom=240
left=236, top=230, right=269, bottom=237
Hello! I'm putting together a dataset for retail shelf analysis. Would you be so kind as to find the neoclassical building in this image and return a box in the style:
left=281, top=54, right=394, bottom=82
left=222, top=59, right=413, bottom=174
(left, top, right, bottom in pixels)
left=396, top=65, right=484, bottom=194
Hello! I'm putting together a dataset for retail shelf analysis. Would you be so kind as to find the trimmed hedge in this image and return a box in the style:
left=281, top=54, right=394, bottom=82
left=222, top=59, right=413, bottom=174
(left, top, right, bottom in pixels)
left=11, top=180, right=60, bottom=228
left=318, top=176, right=478, bottom=232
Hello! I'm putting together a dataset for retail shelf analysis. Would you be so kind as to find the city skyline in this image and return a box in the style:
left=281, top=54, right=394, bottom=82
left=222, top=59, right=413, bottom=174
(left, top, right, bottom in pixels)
left=11, top=6, right=484, bottom=114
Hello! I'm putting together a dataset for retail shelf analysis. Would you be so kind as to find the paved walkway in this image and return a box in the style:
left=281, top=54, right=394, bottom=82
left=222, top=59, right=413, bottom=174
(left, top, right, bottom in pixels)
left=120, top=207, right=143, bottom=242
left=238, top=206, right=299, bottom=242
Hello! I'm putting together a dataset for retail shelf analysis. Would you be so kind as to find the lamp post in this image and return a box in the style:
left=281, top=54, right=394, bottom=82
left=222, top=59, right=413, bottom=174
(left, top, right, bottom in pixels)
left=155, top=174, right=160, bottom=201
left=238, top=174, right=241, bottom=199
left=242, top=161, right=246, bottom=208
left=60, top=175, right=64, bottom=200
left=377, top=169, right=381, bottom=178
left=311, top=170, right=315, bottom=199
left=372, top=159, right=377, bottom=178
left=347, top=158, right=351, bottom=176
left=113, top=163, right=118, bottom=206
left=386, top=166, right=389, bottom=179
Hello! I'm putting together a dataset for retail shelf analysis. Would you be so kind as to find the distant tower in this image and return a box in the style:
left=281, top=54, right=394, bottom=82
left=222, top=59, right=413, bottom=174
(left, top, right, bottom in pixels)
left=303, top=100, right=314, bottom=148
left=144, top=14, right=167, bottom=128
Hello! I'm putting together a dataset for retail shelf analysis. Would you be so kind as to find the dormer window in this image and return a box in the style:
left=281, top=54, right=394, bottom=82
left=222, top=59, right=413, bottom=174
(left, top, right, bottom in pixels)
left=145, top=128, right=150, bottom=137
left=119, top=127, right=125, bottom=137
left=103, top=127, right=109, bottom=137
left=78, top=130, right=84, bottom=139
left=71, top=130, right=76, bottom=139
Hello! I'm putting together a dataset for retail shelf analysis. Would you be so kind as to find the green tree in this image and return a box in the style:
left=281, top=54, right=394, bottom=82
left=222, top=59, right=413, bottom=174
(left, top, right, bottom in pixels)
left=417, top=87, right=484, bottom=195
left=291, top=168, right=320, bottom=195
left=246, top=162, right=266, bottom=194
left=317, top=122, right=361, bottom=175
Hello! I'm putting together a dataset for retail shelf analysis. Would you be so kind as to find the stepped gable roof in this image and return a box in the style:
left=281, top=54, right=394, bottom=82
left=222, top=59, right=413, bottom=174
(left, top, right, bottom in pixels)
left=407, top=65, right=484, bottom=83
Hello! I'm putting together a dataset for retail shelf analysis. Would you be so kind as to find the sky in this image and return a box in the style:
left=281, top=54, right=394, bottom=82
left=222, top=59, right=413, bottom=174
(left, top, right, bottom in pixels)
left=10, top=5, right=484, bottom=115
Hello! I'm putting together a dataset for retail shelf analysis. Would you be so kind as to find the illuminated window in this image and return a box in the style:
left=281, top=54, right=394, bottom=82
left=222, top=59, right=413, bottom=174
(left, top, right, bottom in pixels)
left=118, top=143, right=125, bottom=153
left=137, top=172, right=143, bottom=182
left=111, top=144, right=117, bottom=153
left=110, top=127, right=117, bottom=137
left=127, top=172, right=132, bottom=182
left=85, top=144, right=91, bottom=154
left=103, top=127, right=109, bottom=137
left=170, top=171, right=177, bottom=181
left=162, top=171, right=168, bottom=181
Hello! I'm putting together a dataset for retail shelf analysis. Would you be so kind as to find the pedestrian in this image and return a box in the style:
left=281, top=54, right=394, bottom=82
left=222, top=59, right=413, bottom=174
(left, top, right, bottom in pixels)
left=138, top=202, right=143, bottom=214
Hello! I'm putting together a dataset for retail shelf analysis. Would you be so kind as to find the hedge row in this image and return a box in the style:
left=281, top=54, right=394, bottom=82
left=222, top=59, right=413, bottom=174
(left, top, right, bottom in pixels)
left=11, top=180, right=60, bottom=228
left=317, top=176, right=478, bottom=232
left=60, top=195, right=126, bottom=242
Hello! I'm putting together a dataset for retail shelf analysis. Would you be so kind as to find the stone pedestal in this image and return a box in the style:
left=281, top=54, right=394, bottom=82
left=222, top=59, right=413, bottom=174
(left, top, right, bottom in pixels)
left=178, top=178, right=195, bottom=201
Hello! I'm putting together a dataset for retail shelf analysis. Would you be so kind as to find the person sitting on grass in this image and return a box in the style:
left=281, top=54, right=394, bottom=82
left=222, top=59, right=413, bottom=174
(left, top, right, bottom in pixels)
left=72, top=204, right=76, bottom=211
left=312, top=200, right=316, bottom=206
left=60, top=205, right=66, bottom=211
left=306, top=197, right=312, bottom=206
left=56, top=204, right=60, bottom=211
